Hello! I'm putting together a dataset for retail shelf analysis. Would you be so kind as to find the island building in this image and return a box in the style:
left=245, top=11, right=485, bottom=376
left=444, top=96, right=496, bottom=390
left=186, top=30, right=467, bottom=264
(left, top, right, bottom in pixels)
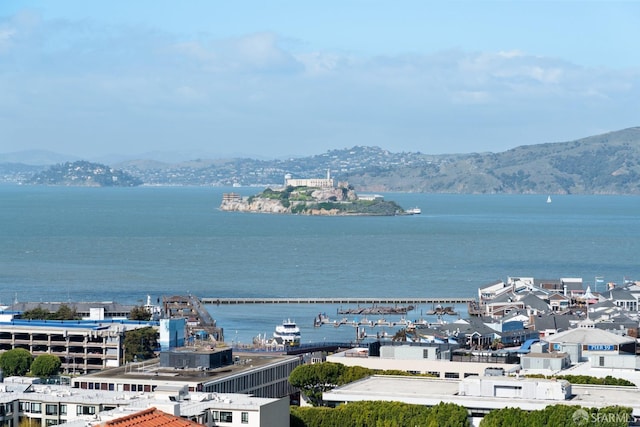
left=284, top=169, right=334, bottom=189
left=0, top=378, right=289, bottom=427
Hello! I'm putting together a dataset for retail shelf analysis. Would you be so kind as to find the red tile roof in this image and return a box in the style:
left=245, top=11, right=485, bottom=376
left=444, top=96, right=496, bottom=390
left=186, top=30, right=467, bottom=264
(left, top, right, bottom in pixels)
left=100, top=407, right=200, bottom=427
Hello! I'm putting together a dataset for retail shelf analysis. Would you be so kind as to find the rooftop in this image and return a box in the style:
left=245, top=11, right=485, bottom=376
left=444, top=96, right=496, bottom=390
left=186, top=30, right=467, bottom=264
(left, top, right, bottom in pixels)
left=323, top=375, right=640, bottom=416
left=79, top=351, right=297, bottom=384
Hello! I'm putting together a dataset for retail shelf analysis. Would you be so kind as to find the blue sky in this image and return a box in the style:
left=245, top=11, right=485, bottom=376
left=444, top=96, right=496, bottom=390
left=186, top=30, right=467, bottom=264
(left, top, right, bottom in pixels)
left=1, top=1, right=638, bottom=161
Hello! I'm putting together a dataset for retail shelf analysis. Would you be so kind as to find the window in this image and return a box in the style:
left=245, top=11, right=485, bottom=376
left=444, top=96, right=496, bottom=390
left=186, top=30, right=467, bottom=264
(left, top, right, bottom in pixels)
left=20, top=402, right=30, bottom=413
left=60, top=405, right=67, bottom=415
left=211, top=411, right=219, bottom=421
left=241, top=412, right=249, bottom=423
left=45, top=420, right=58, bottom=426
left=220, top=411, right=233, bottom=423
left=444, top=372, right=460, bottom=379
left=31, top=403, right=42, bottom=414
left=77, top=406, right=96, bottom=415
left=46, top=404, right=58, bottom=415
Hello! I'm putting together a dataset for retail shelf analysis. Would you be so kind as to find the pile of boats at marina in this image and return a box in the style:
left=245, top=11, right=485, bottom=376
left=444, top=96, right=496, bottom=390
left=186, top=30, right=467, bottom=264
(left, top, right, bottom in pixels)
left=251, top=305, right=460, bottom=351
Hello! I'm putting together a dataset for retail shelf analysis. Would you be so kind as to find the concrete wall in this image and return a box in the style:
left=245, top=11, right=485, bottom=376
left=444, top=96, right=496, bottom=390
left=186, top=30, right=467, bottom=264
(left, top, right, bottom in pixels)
left=589, top=354, right=637, bottom=370
left=551, top=342, right=582, bottom=363
left=459, top=376, right=571, bottom=401
left=259, top=398, right=290, bottom=427
left=521, top=355, right=570, bottom=371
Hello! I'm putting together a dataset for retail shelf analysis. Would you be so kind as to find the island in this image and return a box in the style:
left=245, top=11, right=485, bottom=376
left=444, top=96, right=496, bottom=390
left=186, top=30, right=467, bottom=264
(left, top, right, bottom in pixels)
left=28, top=161, right=143, bottom=187
left=219, top=171, right=408, bottom=216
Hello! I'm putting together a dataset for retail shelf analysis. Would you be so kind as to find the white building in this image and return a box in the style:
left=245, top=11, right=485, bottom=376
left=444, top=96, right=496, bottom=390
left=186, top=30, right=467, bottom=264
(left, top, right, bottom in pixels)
left=459, top=376, right=571, bottom=400
left=326, top=347, right=519, bottom=379
left=284, top=170, right=334, bottom=189
left=0, top=380, right=289, bottom=427
left=544, top=321, right=637, bottom=368
left=0, top=319, right=157, bottom=374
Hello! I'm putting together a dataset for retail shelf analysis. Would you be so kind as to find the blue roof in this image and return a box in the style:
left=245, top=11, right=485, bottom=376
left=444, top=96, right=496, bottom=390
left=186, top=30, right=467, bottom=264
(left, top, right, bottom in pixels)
left=0, top=319, right=158, bottom=330
left=516, top=338, right=540, bottom=354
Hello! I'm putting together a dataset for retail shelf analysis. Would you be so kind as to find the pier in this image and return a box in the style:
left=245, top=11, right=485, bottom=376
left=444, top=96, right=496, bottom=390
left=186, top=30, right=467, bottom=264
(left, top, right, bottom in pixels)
left=200, top=297, right=474, bottom=305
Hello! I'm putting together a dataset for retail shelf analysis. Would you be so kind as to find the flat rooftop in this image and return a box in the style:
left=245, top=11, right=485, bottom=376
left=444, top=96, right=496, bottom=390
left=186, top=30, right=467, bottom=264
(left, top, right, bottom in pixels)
left=323, top=375, right=640, bottom=417
left=78, top=351, right=297, bottom=384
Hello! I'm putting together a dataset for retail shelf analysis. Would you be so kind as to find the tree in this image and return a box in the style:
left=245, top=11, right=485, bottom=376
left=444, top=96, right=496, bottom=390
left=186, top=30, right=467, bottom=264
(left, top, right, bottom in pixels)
left=289, top=362, right=346, bottom=406
left=123, top=327, right=158, bottom=362
left=0, top=348, right=33, bottom=376
left=54, top=304, right=79, bottom=320
left=31, top=354, right=62, bottom=378
left=129, top=306, right=152, bottom=321
left=21, top=304, right=79, bottom=320
left=291, top=401, right=469, bottom=427
left=21, top=307, right=52, bottom=320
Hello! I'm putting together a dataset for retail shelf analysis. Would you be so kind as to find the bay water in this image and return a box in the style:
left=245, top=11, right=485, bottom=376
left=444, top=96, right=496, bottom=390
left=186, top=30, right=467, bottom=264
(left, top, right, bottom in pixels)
left=1, top=185, right=638, bottom=344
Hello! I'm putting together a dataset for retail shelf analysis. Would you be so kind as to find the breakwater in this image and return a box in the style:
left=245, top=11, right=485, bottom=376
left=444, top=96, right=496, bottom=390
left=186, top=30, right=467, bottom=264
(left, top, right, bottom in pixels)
left=201, top=297, right=474, bottom=305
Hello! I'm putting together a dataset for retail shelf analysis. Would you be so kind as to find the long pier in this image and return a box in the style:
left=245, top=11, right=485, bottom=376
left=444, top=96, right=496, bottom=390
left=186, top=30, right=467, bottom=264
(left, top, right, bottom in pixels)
left=200, top=297, right=474, bottom=305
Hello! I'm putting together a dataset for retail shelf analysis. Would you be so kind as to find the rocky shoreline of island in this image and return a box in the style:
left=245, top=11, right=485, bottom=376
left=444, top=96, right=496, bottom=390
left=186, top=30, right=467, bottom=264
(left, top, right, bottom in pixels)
left=219, top=182, right=408, bottom=216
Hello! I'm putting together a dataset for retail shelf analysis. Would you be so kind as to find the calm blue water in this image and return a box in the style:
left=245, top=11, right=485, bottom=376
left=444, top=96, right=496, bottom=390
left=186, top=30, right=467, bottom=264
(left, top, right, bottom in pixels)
left=1, top=185, right=638, bottom=344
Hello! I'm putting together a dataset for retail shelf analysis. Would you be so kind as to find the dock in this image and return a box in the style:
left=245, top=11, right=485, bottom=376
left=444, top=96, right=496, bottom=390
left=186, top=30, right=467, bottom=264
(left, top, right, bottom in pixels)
left=200, top=297, right=474, bottom=305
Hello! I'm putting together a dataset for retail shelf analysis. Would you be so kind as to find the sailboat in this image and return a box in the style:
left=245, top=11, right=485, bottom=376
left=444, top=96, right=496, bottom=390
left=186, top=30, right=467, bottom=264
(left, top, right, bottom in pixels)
left=546, top=195, right=552, bottom=204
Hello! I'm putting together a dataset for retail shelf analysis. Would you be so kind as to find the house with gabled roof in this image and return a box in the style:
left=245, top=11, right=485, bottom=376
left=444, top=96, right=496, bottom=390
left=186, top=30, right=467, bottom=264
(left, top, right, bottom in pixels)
left=607, top=286, right=638, bottom=311
left=528, top=313, right=577, bottom=338
left=548, top=293, right=572, bottom=311
left=518, top=293, right=551, bottom=314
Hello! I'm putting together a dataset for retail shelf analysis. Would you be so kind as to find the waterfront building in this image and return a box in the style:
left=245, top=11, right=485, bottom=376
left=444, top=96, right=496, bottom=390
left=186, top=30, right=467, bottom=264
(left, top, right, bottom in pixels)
left=544, top=321, right=637, bottom=369
left=3, top=301, right=137, bottom=320
left=357, top=194, right=384, bottom=201
left=0, top=319, right=157, bottom=374
left=326, top=346, right=520, bottom=379
left=71, top=351, right=301, bottom=398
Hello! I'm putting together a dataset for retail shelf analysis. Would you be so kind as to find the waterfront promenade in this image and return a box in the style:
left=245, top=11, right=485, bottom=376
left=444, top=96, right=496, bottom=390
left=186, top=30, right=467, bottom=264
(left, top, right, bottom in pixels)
left=201, top=297, right=474, bottom=305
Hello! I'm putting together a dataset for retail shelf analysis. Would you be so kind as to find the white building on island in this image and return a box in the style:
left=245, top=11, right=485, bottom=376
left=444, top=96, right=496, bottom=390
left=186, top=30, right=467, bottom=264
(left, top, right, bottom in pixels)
left=284, top=169, right=334, bottom=189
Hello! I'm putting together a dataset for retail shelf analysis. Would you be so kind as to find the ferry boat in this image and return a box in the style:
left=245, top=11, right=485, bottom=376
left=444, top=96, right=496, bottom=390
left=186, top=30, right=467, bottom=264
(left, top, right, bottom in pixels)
left=406, top=207, right=422, bottom=215
left=273, top=319, right=301, bottom=347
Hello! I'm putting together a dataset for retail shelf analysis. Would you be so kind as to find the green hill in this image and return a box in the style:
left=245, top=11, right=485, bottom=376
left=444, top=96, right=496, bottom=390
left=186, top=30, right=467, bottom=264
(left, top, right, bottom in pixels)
left=344, top=127, right=640, bottom=194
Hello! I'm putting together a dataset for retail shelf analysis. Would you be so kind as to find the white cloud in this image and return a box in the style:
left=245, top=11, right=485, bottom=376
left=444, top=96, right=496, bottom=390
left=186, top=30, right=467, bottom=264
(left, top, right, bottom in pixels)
left=1, top=11, right=638, bottom=158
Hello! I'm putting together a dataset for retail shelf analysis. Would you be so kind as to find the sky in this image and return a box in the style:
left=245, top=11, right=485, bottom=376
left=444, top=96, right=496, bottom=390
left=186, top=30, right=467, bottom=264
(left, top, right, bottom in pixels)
left=1, top=1, right=639, bottom=161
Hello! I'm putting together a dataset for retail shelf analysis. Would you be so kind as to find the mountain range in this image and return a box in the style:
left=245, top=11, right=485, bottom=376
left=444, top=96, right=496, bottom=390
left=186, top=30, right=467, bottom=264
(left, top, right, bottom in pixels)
left=2, top=127, right=639, bottom=194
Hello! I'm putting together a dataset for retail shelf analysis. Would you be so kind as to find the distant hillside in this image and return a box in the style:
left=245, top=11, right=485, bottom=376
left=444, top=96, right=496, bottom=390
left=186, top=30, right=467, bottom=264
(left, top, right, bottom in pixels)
left=343, top=127, right=640, bottom=194
left=2, top=127, right=640, bottom=194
